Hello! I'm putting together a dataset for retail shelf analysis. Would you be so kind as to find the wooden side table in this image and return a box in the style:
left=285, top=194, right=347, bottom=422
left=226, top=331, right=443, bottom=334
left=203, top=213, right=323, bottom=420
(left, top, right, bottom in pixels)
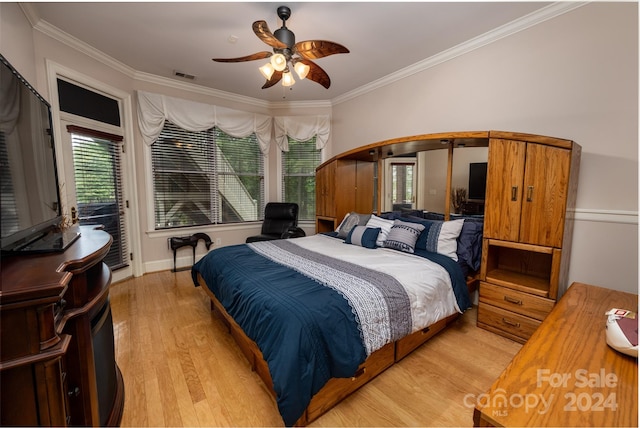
left=473, top=282, right=638, bottom=427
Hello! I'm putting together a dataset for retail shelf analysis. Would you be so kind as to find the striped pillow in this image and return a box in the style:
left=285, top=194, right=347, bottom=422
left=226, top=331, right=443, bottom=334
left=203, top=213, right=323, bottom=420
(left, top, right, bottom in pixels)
left=383, top=220, right=425, bottom=253
left=422, top=219, right=465, bottom=261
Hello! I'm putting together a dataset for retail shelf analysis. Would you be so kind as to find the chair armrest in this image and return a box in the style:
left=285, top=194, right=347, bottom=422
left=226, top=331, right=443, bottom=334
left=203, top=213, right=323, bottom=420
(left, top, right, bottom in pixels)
left=281, top=227, right=306, bottom=239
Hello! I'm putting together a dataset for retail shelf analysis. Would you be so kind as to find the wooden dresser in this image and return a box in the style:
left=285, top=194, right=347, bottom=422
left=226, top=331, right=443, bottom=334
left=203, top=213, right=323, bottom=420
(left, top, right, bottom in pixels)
left=474, top=282, right=638, bottom=427
left=0, top=226, right=124, bottom=426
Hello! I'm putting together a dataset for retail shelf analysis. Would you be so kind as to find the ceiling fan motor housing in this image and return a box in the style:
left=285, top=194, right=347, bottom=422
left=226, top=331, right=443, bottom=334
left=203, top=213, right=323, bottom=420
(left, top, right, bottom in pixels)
left=274, top=26, right=295, bottom=48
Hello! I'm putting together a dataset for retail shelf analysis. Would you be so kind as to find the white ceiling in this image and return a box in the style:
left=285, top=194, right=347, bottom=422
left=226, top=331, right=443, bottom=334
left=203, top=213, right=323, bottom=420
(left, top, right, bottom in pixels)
left=28, top=2, right=553, bottom=103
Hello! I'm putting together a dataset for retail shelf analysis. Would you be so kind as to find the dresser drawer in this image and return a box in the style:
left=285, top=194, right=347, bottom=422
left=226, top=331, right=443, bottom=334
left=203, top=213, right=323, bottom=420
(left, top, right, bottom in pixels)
left=477, top=302, right=541, bottom=341
left=479, top=281, right=554, bottom=321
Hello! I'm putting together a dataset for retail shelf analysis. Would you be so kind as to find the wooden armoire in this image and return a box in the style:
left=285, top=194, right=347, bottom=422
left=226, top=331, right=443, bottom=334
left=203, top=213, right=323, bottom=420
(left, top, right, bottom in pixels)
left=477, top=132, right=581, bottom=343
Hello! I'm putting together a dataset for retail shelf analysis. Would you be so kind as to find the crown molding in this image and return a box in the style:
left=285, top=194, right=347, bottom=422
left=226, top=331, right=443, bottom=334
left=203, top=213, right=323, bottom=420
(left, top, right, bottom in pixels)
left=331, top=1, right=588, bottom=105
left=26, top=1, right=586, bottom=110
left=33, top=18, right=139, bottom=79
left=18, top=2, right=40, bottom=27
left=132, top=70, right=275, bottom=109
left=268, top=99, right=333, bottom=109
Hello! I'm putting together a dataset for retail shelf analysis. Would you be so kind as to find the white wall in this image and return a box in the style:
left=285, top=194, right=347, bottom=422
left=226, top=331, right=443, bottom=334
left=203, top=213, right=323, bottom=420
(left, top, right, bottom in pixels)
left=1, top=3, right=37, bottom=85
left=331, top=3, right=638, bottom=293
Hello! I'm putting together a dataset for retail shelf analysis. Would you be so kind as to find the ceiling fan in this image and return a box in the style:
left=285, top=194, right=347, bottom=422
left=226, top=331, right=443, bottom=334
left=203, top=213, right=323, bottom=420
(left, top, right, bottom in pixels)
left=212, top=5, right=349, bottom=89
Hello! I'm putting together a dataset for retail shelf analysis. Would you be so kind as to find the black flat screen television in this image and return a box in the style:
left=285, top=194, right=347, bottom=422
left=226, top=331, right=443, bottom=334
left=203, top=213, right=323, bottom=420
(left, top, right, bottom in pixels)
left=0, top=54, right=79, bottom=253
left=468, top=162, right=487, bottom=201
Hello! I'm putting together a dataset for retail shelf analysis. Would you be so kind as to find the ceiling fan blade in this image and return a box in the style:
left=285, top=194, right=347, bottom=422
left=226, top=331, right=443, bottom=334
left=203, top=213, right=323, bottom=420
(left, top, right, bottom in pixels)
left=252, top=20, right=287, bottom=49
left=300, top=59, right=331, bottom=89
left=294, top=40, right=349, bottom=60
left=262, top=70, right=283, bottom=89
left=212, top=51, right=272, bottom=63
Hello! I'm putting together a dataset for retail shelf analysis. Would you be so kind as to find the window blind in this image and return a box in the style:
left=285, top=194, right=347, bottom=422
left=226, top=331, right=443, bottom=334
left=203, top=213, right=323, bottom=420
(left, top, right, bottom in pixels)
left=70, top=128, right=128, bottom=270
left=152, top=122, right=264, bottom=229
left=281, top=136, right=320, bottom=221
left=0, top=131, right=19, bottom=236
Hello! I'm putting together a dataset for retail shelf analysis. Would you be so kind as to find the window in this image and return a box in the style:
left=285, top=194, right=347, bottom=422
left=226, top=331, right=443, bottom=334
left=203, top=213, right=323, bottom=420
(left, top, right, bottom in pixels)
left=151, top=122, right=264, bottom=229
left=281, top=136, right=321, bottom=221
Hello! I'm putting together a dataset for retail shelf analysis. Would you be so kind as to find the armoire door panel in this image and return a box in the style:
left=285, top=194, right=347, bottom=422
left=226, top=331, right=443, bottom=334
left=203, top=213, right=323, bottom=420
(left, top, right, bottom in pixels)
left=520, top=144, right=571, bottom=247
left=355, top=161, right=375, bottom=214
left=484, top=139, right=526, bottom=242
left=316, top=161, right=336, bottom=218
left=335, top=160, right=357, bottom=222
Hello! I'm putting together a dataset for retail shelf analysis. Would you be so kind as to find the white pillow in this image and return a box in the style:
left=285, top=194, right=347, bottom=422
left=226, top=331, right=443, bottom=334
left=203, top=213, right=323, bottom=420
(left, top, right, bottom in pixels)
left=423, top=219, right=464, bottom=261
left=365, top=214, right=395, bottom=247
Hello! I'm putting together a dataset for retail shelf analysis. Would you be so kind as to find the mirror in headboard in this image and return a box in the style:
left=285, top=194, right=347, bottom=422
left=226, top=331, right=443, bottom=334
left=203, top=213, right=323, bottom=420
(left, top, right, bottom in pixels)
left=378, top=136, right=488, bottom=217
left=451, top=145, right=488, bottom=215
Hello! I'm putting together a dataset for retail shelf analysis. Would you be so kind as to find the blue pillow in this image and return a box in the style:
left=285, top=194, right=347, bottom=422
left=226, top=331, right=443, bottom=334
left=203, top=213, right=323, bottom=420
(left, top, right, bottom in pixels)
left=345, top=226, right=381, bottom=249
left=457, top=219, right=484, bottom=271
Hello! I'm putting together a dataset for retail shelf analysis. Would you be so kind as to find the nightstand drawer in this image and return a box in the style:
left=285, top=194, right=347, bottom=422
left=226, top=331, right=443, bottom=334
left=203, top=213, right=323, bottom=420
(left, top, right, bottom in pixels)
left=477, top=303, right=541, bottom=341
left=479, top=281, right=554, bottom=321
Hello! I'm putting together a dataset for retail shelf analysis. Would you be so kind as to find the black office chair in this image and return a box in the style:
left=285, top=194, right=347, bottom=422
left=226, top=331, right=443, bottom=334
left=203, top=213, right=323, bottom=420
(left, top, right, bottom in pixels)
left=246, top=202, right=306, bottom=243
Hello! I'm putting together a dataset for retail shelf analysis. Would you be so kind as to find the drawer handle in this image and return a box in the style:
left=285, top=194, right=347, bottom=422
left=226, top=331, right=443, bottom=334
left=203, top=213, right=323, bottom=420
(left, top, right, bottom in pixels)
left=511, top=186, right=518, bottom=201
left=421, top=326, right=431, bottom=335
left=351, top=367, right=366, bottom=381
left=503, top=296, right=523, bottom=305
left=502, top=318, right=521, bottom=328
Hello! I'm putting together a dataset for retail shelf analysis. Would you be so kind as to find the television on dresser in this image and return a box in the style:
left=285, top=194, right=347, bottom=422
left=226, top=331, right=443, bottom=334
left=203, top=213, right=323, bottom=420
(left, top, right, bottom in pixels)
left=0, top=54, right=79, bottom=253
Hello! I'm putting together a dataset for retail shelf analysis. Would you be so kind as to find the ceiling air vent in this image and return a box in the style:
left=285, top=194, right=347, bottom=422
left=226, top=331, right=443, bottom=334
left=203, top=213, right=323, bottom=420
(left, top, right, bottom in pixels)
left=173, top=71, right=196, bottom=80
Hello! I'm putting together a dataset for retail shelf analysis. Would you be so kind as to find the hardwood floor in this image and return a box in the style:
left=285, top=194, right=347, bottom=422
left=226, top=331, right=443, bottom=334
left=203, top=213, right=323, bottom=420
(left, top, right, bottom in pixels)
left=110, top=270, right=522, bottom=427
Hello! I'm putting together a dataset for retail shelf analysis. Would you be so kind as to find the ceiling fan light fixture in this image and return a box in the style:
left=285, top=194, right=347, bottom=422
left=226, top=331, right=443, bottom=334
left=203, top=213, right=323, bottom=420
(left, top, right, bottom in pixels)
left=282, top=69, right=295, bottom=87
left=270, top=53, right=287, bottom=71
left=259, top=62, right=275, bottom=79
left=294, top=61, right=310, bottom=80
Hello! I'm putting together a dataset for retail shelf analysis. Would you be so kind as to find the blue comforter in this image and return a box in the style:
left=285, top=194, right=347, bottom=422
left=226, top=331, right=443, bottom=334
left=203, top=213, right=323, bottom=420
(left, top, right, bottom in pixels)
left=192, top=236, right=470, bottom=425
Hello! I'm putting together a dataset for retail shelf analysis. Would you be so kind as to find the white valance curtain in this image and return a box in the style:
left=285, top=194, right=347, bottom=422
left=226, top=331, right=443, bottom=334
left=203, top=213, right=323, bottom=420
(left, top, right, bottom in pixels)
left=137, top=91, right=272, bottom=154
left=274, top=115, right=330, bottom=152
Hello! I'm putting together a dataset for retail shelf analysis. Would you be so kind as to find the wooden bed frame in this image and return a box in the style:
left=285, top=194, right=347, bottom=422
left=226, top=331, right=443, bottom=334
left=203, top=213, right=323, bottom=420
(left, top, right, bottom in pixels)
left=196, top=272, right=477, bottom=426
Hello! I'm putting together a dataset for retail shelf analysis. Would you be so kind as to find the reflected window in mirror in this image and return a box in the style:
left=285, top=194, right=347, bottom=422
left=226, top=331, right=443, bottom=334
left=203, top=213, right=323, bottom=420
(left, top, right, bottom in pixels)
left=390, top=161, right=415, bottom=211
